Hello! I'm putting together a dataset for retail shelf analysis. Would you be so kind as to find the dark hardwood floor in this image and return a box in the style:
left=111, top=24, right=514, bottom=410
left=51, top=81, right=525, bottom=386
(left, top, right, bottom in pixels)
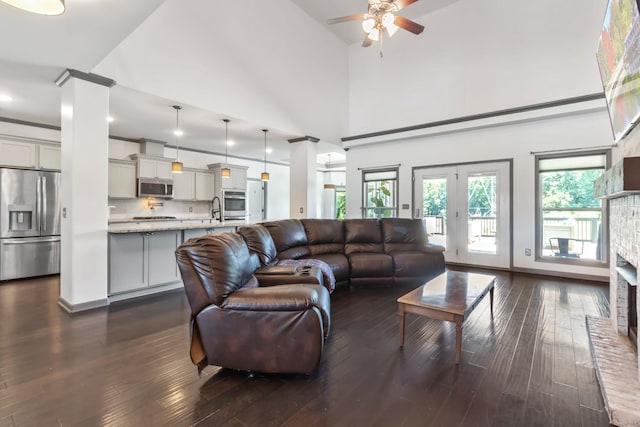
left=0, top=268, right=611, bottom=426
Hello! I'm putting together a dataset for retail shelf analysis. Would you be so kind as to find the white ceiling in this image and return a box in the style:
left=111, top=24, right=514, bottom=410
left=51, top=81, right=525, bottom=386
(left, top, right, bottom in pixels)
left=0, top=0, right=458, bottom=165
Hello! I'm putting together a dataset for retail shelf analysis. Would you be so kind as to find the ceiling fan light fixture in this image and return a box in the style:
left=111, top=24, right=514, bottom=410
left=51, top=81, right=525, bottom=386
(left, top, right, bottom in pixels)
left=362, top=17, right=375, bottom=33
left=386, top=22, right=399, bottom=37
left=381, top=12, right=395, bottom=28
left=368, top=28, right=380, bottom=41
left=1, top=0, right=64, bottom=15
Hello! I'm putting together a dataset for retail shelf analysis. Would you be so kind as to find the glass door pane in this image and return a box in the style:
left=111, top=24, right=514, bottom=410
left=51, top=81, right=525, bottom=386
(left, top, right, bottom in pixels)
left=422, top=177, right=448, bottom=249
left=467, top=173, right=497, bottom=254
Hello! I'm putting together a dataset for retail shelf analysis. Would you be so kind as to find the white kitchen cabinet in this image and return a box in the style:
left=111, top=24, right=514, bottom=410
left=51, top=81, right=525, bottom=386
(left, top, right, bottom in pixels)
left=147, top=230, right=181, bottom=286
left=208, top=163, right=248, bottom=194
left=195, top=171, right=215, bottom=200
left=38, top=144, right=61, bottom=170
left=172, top=170, right=195, bottom=200
left=109, top=233, right=147, bottom=294
left=108, top=230, right=182, bottom=296
left=183, top=226, right=236, bottom=241
left=0, top=139, right=37, bottom=168
left=133, top=155, right=173, bottom=180
left=108, top=160, right=137, bottom=198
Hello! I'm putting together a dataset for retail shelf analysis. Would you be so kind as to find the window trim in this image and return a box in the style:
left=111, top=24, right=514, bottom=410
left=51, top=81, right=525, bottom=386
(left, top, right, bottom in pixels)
left=534, top=149, right=610, bottom=267
left=361, top=167, right=399, bottom=218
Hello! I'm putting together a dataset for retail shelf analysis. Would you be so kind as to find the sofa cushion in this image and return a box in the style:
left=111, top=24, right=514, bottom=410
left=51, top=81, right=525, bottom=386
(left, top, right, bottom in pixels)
left=344, top=219, right=383, bottom=255
left=175, top=233, right=259, bottom=309
left=237, top=224, right=278, bottom=266
left=390, top=251, right=442, bottom=277
left=262, top=219, right=310, bottom=260
left=301, top=219, right=345, bottom=255
left=302, top=253, right=350, bottom=284
left=381, top=218, right=428, bottom=253
left=348, top=253, right=393, bottom=278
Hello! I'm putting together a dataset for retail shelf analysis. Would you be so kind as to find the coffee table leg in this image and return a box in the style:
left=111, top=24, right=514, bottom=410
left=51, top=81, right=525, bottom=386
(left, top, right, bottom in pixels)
left=398, top=304, right=405, bottom=347
left=490, top=286, right=494, bottom=315
left=455, top=319, right=462, bottom=364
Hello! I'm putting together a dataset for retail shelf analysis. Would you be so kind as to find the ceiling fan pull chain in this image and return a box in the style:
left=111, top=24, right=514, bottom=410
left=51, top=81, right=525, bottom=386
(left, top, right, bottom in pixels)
left=379, top=32, right=384, bottom=58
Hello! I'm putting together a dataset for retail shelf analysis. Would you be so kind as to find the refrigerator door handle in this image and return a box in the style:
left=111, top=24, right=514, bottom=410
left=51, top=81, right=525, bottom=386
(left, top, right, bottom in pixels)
left=2, top=237, right=61, bottom=244
left=41, top=176, right=47, bottom=234
left=36, top=176, right=42, bottom=234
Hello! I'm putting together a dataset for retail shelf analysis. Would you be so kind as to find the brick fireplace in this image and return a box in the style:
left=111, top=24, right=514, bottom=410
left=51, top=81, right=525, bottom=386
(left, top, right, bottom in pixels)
left=590, top=157, right=640, bottom=426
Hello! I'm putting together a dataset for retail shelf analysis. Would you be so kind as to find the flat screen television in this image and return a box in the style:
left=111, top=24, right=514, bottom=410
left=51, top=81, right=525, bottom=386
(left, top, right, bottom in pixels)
left=596, top=0, right=640, bottom=142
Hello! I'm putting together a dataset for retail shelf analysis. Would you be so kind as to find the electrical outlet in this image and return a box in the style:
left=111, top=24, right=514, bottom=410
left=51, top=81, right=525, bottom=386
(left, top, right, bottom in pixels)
left=525, top=248, right=532, bottom=256
left=299, top=207, right=304, bottom=213
left=188, top=207, right=193, bottom=212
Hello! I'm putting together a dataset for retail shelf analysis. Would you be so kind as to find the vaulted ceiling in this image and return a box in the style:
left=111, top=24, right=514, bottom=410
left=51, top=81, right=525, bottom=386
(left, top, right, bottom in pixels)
left=0, top=0, right=456, bottom=164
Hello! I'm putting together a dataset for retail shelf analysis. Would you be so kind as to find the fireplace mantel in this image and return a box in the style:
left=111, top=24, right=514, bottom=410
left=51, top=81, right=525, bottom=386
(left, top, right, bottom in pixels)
left=594, top=157, right=640, bottom=199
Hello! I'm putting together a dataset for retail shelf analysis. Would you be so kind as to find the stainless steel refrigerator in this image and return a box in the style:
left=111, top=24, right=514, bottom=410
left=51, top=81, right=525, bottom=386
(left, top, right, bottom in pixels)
left=0, top=168, right=61, bottom=280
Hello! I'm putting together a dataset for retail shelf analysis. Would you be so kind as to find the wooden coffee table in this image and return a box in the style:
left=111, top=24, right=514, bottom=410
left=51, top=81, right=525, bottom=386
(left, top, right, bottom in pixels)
left=397, top=271, right=495, bottom=364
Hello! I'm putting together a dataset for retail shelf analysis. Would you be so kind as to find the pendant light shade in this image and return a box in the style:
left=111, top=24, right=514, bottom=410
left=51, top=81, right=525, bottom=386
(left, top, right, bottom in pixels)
left=261, top=129, right=269, bottom=182
left=324, top=153, right=335, bottom=189
left=171, top=105, right=183, bottom=173
left=221, top=119, right=231, bottom=178
left=1, top=0, right=64, bottom=15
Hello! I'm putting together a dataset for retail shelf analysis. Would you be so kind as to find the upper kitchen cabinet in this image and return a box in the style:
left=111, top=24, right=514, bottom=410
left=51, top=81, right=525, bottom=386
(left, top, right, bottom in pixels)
left=108, top=159, right=137, bottom=198
left=208, top=163, right=248, bottom=192
left=0, top=139, right=61, bottom=170
left=0, top=139, right=37, bottom=168
left=172, top=169, right=195, bottom=200
left=38, top=144, right=61, bottom=170
left=130, top=154, right=173, bottom=180
left=173, top=169, right=215, bottom=201
left=195, top=171, right=215, bottom=200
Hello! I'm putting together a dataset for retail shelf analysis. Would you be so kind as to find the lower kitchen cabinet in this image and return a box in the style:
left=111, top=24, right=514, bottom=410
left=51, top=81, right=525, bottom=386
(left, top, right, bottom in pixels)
left=183, top=227, right=236, bottom=242
left=109, top=230, right=182, bottom=296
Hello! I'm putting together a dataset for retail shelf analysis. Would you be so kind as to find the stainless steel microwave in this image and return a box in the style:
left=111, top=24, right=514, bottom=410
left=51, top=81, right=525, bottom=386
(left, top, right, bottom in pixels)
left=138, top=178, right=173, bottom=198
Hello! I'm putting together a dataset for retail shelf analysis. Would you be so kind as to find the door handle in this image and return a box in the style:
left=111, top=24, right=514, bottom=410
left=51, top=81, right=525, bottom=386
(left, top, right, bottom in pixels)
left=41, top=176, right=47, bottom=233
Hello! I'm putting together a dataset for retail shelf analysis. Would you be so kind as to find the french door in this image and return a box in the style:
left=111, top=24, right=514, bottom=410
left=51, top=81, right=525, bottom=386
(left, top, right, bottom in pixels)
left=414, top=161, right=511, bottom=268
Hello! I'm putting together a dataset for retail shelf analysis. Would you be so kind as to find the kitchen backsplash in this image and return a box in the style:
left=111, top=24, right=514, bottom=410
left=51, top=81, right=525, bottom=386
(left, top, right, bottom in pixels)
left=108, top=198, right=212, bottom=220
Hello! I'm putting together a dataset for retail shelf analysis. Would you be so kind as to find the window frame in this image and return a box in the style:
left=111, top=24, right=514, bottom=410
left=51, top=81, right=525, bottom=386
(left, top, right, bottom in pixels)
left=361, top=167, right=399, bottom=218
left=534, top=149, right=610, bottom=267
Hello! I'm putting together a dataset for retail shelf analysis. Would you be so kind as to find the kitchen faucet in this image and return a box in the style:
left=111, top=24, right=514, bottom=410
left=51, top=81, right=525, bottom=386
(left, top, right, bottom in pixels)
left=211, top=196, right=222, bottom=222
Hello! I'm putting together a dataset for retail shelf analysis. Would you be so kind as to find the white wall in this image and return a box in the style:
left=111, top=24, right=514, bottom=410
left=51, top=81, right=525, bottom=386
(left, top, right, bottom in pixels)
left=345, top=107, right=620, bottom=279
left=93, top=0, right=349, bottom=143
left=348, top=0, right=607, bottom=135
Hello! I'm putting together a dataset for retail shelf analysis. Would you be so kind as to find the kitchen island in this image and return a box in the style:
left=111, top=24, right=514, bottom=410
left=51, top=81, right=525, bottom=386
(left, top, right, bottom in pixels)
left=108, top=217, right=251, bottom=302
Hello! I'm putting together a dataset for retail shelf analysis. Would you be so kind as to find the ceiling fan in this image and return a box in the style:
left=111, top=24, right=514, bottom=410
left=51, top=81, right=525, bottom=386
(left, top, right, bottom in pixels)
left=327, top=0, right=425, bottom=48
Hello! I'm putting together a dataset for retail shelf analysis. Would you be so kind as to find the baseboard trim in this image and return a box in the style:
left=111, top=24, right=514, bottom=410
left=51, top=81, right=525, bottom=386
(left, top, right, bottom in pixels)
left=445, top=263, right=608, bottom=283
left=58, top=296, right=109, bottom=313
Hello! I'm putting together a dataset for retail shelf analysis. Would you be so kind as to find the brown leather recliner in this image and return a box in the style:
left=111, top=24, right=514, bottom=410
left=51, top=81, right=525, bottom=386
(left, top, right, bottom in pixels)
left=175, top=232, right=330, bottom=374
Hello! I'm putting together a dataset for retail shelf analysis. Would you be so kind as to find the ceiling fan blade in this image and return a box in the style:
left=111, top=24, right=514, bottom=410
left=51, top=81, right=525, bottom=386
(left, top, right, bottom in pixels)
left=394, top=15, right=424, bottom=35
left=394, top=0, right=419, bottom=10
left=327, top=13, right=365, bottom=25
left=362, top=35, right=373, bottom=48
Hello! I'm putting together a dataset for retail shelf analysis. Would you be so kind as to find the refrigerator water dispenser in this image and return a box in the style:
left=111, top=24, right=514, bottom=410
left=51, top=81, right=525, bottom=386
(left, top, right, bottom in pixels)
left=8, top=205, right=34, bottom=231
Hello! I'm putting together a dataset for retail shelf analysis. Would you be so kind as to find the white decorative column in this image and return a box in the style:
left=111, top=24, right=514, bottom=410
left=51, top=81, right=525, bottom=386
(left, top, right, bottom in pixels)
left=289, top=136, right=318, bottom=219
left=56, top=70, right=114, bottom=312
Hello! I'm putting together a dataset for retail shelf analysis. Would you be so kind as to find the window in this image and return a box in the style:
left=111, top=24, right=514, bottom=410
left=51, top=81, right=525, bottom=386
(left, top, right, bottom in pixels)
left=362, top=168, right=398, bottom=218
left=335, top=186, right=346, bottom=219
left=535, top=151, right=609, bottom=265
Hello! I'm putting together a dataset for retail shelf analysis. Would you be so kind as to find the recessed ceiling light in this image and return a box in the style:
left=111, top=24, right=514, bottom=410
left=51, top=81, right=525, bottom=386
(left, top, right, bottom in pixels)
left=174, top=129, right=184, bottom=137
left=0, top=94, right=12, bottom=102
left=266, top=148, right=273, bottom=154
left=107, top=116, right=114, bottom=122
left=227, top=140, right=235, bottom=146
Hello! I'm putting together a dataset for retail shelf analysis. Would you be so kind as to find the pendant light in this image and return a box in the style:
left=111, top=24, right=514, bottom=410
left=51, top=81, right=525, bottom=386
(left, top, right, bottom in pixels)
left=261, top=129, right=269, bottom=182
left=1, top=0, right=64, bottom=15
left=221, top=119, right=231, bottom=178
left=324, top=153, right=336, bottom=189
left=171, top=105, right=183, bottom=173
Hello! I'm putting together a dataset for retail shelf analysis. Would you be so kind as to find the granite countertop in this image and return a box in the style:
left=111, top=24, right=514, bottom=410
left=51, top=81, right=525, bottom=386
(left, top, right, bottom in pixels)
left=108, top=217, right=253, bottom=233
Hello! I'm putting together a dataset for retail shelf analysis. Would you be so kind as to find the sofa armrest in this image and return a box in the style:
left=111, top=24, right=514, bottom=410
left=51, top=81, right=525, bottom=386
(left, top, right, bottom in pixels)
left=422, top=243, right=445, bottom=253
left=221, top=284, right=325, bottom=311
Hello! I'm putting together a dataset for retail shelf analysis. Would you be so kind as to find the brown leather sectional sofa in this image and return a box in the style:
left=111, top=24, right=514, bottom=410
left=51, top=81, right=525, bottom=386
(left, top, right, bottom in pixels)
left=175, top=217, right=444, bottom=375
left=240, top=217, right=445, bottom=289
